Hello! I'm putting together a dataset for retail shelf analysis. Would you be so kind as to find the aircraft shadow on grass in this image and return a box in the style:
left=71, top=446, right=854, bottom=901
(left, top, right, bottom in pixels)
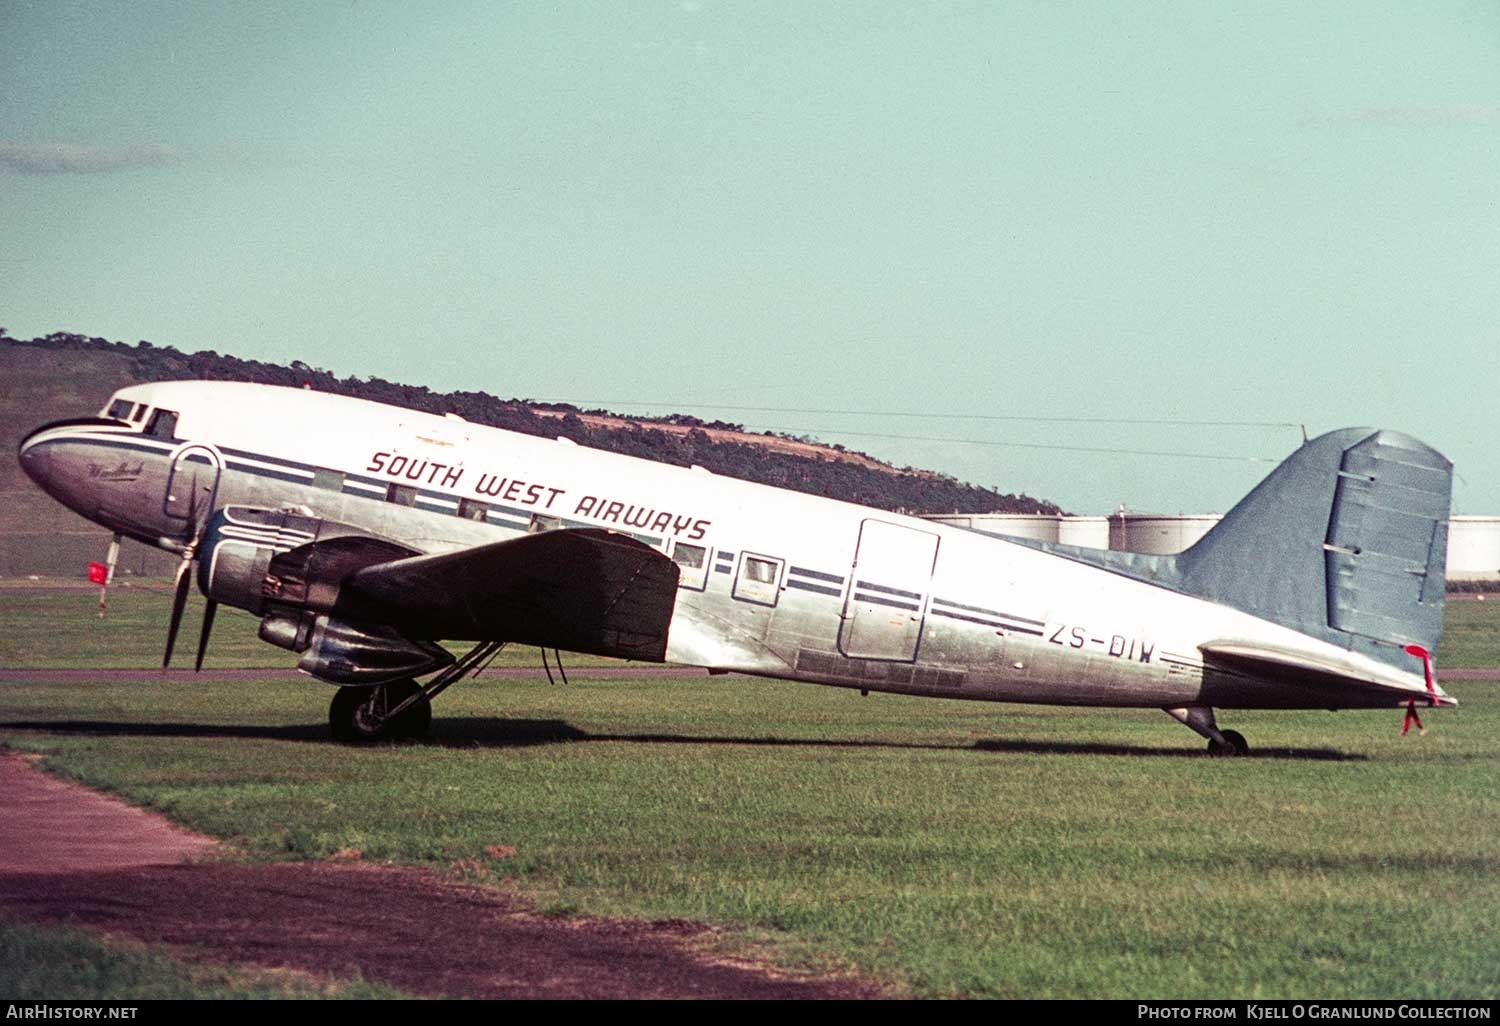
left=1, top=717, right=1366, bottom=760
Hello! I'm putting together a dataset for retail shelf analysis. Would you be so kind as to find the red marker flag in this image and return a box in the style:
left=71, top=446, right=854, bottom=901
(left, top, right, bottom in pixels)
left=87, top=561, right=108, bottom=585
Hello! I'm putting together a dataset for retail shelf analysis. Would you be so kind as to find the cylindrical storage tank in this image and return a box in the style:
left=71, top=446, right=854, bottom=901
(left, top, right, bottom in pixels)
left=1057, top=516, right=1109, bottom=550
left=924, top=515, right=973, bottom=530
left=1448, top=516, right=1500, bottom=581
left=1110, top=514, right=1222, bottom=555
left=923, top=513, right=1061, bottom=543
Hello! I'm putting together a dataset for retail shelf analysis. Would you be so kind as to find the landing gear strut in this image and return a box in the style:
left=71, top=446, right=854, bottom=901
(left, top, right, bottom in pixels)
left=1164, top=705, right=1250, bottom=757
left=326, top=640, right=506, bottom=742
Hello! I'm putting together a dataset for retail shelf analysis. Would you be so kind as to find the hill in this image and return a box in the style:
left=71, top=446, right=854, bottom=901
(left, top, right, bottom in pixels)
left=2, top=330, right=1060, bottom=577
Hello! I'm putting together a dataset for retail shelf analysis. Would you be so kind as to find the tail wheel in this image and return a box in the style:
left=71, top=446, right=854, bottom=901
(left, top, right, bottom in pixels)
left=1207, top=729, right=1250, bottom=757
left=329, top=679, right=432, bottom=742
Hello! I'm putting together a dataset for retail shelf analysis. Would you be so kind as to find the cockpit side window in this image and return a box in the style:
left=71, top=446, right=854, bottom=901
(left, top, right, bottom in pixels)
left=145, top=409, right=179, bottom=439
left=106, top=399, right=133, bottom=420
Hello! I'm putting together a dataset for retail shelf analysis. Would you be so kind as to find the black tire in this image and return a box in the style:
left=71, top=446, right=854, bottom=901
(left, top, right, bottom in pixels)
left=1207, top=729, right=1250, bottom=757
left=329, top=679, right=432, bottom=742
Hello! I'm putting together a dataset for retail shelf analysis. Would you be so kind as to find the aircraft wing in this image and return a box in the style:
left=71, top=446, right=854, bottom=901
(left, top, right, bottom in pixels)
left=335, top=528, right=681, bottom=661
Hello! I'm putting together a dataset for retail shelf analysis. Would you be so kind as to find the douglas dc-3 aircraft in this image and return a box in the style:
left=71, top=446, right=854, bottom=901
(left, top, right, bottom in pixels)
left=19, top=381, right=1455, bottom=752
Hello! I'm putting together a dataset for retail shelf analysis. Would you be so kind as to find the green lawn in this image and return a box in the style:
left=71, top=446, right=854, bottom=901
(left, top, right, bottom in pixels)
left=1436, top=598, right=1500, bottom=669
left=2, top=663, right=1495, bottom=998
left=0, top=582, right=622, bottom=670
left=0, top=919, right=407, bottom=999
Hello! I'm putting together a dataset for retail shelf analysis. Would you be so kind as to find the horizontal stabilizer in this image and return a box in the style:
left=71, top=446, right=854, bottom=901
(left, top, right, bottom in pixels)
left=1198, top=640, right=1453, bottom=707
left=337, top=528, right=681, bottom=661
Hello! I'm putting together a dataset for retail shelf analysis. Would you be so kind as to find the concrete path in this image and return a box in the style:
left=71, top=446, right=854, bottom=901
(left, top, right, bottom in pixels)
left=0, top=752, right=219, bottom=873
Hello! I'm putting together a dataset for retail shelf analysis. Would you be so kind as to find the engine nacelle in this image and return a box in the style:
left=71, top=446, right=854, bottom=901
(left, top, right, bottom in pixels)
left=197, top=506, right=446, bottom=685
left=295, top=615, right=453, bottom=685
left=197, top=506, right=419, bottom=616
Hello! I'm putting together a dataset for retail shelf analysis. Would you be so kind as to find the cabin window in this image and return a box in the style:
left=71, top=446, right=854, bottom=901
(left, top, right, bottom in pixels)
left=745, top=557, right=778, bottom=584
left=528, top=513, right=563, bottom=533
left=733, top=553, right=784, bottom=607
left=385, top=483, right=417, bottom=506
left=106, top=399, right=132, bottom=420
left=459, top=498, right=488, bottom=522
left=671, top=541, right=710, bottom=591
left=312, top=468, right=344, bottom=492
left=145, top=409, right=178, bottom=439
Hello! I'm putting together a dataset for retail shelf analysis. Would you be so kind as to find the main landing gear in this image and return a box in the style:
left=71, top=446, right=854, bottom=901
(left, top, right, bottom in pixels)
left=327, top=640, right=506, bottom=742
left=1164, top=705, right=1250, bottom=757
left=329, top=679, right=431, bottom=741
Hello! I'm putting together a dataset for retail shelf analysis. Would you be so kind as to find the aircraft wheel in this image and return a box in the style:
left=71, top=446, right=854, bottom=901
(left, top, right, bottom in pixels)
left=1207, top=729, right=1250, bottom=757
left=329, top=679, right=432, bottom=742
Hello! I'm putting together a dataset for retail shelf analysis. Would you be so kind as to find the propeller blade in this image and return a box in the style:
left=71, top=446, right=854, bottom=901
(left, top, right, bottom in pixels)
left=194, top=600, right=218, bottom=672
left=163, top=552, right=193, bottom=669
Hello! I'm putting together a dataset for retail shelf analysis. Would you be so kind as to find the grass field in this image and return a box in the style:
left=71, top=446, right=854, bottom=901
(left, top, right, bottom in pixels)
left=0, top=582, right=623, bottom=670
left=1435, top=597, right=1500, bottom=668
left=0, top=920, right=406, bottom=1000
left=4, top=591, right=1499, bottom=998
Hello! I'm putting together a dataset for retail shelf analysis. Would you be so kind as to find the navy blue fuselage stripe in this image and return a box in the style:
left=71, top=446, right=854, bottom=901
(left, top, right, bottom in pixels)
left=789, top=566, right=844, bottom=583
left=223, top=461, right=315, bottom=485
left=931, top=607, right=1003, bottom=626
left=932, top=597, right=1045, bottom=627
left=931, top=608, right=1045, bottom=635
left=854, top=592, right=920, bottom=612
left=787, top=579, right=842, bottom=597
left=33, top=437, right=166, bottom=458
left=224, top=456, right=312, bottom=478
left=855, top=580, right=922, bottom=600
left=218, top=444, right=325, bottom=477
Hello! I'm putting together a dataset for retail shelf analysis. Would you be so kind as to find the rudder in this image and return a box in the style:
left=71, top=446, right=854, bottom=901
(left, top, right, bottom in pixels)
left=1174, top=428, right=1451, bottom=670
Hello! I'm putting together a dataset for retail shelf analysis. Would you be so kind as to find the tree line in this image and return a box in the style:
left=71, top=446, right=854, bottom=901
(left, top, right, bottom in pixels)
left=6, top=330, right=1061, bottom=515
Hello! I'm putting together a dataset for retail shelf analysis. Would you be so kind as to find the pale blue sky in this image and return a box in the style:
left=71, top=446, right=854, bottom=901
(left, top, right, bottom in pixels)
left=3, top=1, right=1497, bottom=514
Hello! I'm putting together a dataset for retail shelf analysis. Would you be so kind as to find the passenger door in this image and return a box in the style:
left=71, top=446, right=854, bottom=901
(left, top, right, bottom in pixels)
left=838, top=519, right=939, bottom=661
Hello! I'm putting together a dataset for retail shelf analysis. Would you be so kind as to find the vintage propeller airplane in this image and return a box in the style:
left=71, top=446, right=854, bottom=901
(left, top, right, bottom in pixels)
left=19, top=381, right=1454, bottom=751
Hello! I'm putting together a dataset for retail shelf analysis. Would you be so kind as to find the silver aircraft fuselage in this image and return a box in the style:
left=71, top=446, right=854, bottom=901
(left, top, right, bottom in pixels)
left=20, top=381, right=1452, bottom=739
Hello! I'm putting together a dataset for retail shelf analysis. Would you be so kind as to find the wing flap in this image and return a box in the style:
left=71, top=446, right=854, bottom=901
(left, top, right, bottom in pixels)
left=337, top=528, right=681, bottom=661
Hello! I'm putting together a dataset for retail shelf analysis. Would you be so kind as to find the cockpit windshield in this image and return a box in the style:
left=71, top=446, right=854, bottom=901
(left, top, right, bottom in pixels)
left=145, top=408, right=179, bottom=439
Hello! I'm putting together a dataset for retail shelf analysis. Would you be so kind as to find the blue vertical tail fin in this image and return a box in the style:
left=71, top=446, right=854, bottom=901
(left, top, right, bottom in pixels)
left=1174, top=428, right=1451, bottom=669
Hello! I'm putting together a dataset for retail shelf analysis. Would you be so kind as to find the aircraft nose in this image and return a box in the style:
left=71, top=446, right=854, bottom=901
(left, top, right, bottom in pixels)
left=17, top=425, right=54, bottom=488
left=16, top=417, right=123, bottom=507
